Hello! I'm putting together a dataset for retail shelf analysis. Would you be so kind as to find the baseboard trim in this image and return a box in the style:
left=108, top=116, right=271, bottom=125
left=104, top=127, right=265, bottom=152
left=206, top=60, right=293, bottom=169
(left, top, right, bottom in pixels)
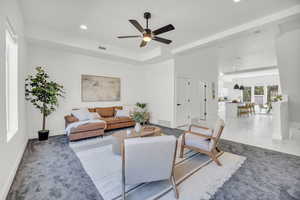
left=1, top=139, right=28, bottom=200
left=30, top=129, right=65, bottom=139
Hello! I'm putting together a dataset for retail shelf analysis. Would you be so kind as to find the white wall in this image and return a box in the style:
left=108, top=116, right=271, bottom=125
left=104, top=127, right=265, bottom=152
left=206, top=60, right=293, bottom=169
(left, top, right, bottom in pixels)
left=143, top=59, right=175, bottom=128
left=174, top=46, right=219, bottom=127
left=276, top=28, right=300, bottom=125
left=0, top=0, right=28, bottom=199
left=27, top=44, right=145, bottom=138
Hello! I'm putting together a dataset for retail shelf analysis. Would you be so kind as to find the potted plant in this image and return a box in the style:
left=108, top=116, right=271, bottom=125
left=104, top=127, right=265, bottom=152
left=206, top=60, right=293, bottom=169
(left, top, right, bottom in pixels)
left=267, top=95, right=283, bottom=113
left=272, top=95, right=283, bottom=102
left=131, top=102, right=149, bottom=132
left=25, top=66, right=64, bottom=141
left=136, top=102, right=147, bottom=110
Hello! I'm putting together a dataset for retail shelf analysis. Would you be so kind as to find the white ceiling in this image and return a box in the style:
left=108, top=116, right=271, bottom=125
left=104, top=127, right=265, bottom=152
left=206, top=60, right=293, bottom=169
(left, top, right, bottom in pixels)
left=20, top=0, right=300, bottom=53
left=221, top=68, right=279, bottom=81
left=218, top=25, right=278, bottom=73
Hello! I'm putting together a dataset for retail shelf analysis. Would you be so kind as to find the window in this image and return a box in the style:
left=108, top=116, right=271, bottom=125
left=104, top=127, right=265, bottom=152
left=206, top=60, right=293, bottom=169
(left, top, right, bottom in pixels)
left=5, top=24, right=18, bottom=142
left=267, top=85, right=279, bottom=103
left=243, top=87, right=252, bottom=102
left=254, top=86, right=264, bottom=95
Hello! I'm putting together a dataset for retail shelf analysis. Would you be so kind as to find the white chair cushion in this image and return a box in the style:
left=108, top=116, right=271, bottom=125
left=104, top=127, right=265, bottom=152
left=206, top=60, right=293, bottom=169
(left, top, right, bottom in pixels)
left=124, top=136, right=176, bottom=185
left=185, top=133, right=210, bottom=151
left=190, top=126, right=212, bottom=136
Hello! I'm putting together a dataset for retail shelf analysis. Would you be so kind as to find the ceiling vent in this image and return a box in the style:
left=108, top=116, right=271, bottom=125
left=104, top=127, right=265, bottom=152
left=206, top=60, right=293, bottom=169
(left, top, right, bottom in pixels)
left=98, top=45, right=107, bottom=50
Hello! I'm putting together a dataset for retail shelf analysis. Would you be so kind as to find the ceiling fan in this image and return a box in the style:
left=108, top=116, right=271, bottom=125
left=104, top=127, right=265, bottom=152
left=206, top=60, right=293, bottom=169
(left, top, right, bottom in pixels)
left=117, top=12, right=175, bottom=48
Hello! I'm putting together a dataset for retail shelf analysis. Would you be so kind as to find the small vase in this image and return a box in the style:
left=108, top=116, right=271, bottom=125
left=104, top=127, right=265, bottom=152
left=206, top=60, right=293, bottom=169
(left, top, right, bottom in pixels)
left=135, top=122, right=142, bottom=133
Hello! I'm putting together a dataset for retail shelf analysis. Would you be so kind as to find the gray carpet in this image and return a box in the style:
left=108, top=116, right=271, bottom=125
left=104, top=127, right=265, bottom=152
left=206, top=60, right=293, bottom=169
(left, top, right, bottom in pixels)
left=6, top=127, right=300, bottom=200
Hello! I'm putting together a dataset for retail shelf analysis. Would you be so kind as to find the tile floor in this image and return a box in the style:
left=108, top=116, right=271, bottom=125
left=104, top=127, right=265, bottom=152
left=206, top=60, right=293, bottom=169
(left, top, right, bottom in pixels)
left=221, top=114, right=300, bottom=156
left=179, top=112, right=300, bottom=156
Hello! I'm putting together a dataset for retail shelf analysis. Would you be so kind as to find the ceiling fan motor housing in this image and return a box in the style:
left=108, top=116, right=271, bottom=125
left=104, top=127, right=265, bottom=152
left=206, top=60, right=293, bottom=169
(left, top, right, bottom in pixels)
left=117, top=11, right=174, bottom=47
left=144, top=12, right=151, bottom=19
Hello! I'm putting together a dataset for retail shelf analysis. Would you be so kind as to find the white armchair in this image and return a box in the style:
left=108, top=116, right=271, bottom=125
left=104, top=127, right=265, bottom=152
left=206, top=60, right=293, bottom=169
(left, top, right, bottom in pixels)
left=180, top=118, right=225, bottom=166
left=121, top=135, right=178, bottom=200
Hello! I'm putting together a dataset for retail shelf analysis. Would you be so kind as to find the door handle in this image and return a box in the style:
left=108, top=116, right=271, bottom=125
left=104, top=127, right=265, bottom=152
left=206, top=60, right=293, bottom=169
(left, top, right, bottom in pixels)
left=177, top=104, right=181, bottom=106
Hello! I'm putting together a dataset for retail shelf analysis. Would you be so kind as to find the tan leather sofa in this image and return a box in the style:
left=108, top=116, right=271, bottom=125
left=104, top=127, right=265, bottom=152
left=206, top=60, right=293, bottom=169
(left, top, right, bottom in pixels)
left=65, top=106, right=135, bottom=141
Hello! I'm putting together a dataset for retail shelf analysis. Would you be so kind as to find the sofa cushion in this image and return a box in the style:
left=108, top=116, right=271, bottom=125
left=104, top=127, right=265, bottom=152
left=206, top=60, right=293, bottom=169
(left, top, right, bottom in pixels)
left=96, top=107, right=115, bottom=118
left=70, top=122, right=106, bottom=134
left=103, top=117, right=133, bottom=125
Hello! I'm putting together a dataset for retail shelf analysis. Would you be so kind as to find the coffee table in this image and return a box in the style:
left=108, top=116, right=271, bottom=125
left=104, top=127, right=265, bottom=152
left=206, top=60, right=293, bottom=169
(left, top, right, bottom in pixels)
left=111, top=126, right=161, bottom=155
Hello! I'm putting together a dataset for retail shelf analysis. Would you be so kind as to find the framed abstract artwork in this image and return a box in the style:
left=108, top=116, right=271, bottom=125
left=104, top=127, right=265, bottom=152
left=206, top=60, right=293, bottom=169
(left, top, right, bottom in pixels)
left=81, top=75, right=121, bottom=102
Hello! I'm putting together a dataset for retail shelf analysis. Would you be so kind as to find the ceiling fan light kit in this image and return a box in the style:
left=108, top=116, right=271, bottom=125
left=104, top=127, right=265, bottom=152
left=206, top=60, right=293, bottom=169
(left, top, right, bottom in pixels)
left=117, top=12, right=175, bottom=48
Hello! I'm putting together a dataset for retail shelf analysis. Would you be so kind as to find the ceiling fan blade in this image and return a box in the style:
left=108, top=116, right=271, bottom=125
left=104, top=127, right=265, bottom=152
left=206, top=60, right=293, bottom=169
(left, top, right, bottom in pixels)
left=117, top=35, right=141, bottom=39
left=129, top=19, right=144, bottom=33
left=153, top=36, right=172, bottom=44
left=153, top=24, right=175, bottom=35
left=140, top=40, right=147, bottom=48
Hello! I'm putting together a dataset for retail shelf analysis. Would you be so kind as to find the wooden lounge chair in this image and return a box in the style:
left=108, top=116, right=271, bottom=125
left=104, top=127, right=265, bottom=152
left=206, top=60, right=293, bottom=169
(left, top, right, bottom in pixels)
left=180, top=118, right=225, bottom=166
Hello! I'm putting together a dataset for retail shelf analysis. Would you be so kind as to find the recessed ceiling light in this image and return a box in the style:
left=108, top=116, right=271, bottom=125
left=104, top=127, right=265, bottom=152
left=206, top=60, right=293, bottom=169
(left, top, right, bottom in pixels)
left=234, top=0, right=241, bottom=2
left=80, top=24, right=88, bottom=30
left=254, top=30, right=261, bottom=34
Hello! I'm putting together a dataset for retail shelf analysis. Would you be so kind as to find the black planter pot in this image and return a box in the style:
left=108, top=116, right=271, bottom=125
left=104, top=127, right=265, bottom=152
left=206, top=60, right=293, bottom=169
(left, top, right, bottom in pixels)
left=38, top=130, right=49, bottom=141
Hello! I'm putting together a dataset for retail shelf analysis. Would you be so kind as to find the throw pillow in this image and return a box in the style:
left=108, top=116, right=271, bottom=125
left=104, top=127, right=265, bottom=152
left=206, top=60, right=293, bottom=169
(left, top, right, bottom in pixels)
left=71, top=108, right=90, bottom=121
left=88, top=112, right=101, bottom=120
left=115, top=109, right=130, bottom=117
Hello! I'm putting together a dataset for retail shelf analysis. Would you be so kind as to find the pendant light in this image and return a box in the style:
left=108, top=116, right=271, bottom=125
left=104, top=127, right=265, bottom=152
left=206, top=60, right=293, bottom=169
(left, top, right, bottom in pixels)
left=234, top=84, right=240, bottom=89
left=239, top=85, right=244, bottom=90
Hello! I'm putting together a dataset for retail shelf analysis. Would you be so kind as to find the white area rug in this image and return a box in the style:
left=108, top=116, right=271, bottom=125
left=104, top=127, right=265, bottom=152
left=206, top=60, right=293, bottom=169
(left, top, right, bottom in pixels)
left=71, top=137, right=246, bottom=200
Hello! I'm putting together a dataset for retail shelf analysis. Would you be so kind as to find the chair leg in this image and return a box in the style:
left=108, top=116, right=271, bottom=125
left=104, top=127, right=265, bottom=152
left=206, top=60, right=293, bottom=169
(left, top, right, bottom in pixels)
left=122, top=183, right=125, bottom=200
left=179, top=144, right=184, bottom=158
left=180, top=134, right=185, bottom=158
left=211, top=154, right=222, bottom=166
left=170, top=175, right=179, bottom=199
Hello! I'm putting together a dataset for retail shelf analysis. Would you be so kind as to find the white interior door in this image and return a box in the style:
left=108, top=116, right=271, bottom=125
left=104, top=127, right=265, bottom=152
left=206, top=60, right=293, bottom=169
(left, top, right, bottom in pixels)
left=176, top=78, right=191, bottom=127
